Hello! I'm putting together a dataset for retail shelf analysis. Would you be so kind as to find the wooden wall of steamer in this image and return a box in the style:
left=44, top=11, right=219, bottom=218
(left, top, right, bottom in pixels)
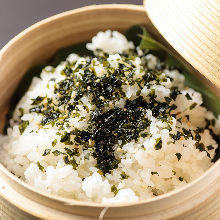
left=0, top=4, right=219, bottom=220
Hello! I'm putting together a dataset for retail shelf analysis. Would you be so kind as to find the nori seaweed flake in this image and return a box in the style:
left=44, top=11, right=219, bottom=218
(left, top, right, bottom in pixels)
left=155, top=137, right=162, bottom=150
left=31, top=96, right=45, bottom=105
left=42, top=149, right=51, bottom=156
left=207, top=145, right=214, bottom=150
left=175, top=153, right=182, bottom=161
left=37, top=161, right=44, bottom=172
left=170, top=87, right=180, bottom=101
left=182, top=128, right=192, bottom=139
left=111, top=185, right=119, bottom=196
left=120, top=171, right=129, bottom=179
left=52, top=139, right=57, bottom=147
left=179, top=177, right=184, bottom=181
left=170, top=131, right=182, bottom=141
left=19, top=120, right=29, bottom=134
left=52, top=150, right=64, bottom=156
left=189, top=102, right=197, bottom=110
left=18, top=107, right=24, bottom=118
left=185, top=93, right=192, bottom=100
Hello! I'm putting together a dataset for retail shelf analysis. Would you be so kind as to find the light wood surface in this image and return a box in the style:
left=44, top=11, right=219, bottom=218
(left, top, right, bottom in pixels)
left=0, top=4, right=219, bottom=220
left=144, top=0, right=220, bottom=88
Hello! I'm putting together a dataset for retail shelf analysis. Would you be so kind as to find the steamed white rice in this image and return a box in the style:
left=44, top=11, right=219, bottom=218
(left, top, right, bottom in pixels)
left=0, top=30, right=219, bottom=203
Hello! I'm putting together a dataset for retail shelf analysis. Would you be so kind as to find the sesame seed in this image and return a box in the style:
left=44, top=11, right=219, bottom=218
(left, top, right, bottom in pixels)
left=99, top=96, right=105, bottom=101
left=88, top=139, right=95, bottom=146
left=117, top=148, right=123, bottom=152
left=71, top=91, right=76, bottom=99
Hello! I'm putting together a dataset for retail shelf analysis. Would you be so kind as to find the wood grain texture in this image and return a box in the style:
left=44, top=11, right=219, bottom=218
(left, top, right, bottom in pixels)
left=144, top=0, right=220, bottom=88
left=0, top=4, right=219, bottom=220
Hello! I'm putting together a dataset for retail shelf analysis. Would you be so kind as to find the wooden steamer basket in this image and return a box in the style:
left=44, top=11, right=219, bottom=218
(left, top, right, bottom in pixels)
left=0, top=4, right=219, bottom=220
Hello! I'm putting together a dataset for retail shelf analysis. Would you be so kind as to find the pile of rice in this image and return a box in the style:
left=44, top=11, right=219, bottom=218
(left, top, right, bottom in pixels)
left=0, top=30, right=219, bottom=203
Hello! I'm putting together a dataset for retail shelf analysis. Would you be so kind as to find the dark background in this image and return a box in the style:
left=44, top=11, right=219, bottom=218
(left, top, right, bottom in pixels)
left=0, top=0, right=142, bottom=49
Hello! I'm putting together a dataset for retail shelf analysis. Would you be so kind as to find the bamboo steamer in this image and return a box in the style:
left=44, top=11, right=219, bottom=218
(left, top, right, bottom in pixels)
left=0, top=4, right=219, bottom=220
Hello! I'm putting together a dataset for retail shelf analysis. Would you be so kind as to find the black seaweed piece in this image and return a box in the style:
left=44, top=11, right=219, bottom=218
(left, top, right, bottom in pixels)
left=175, top=153, right=182, bottom=161
left=170, top=131, right=182, bottom=141
left=155, top=138, right=162, bottom=150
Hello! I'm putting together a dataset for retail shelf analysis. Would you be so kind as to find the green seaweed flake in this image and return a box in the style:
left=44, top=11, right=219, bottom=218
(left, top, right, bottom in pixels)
left=31, top=96, right=45, bottom=105
left=37, top=161, right=44, bottom=172
left=111, top=185, right=119, bottom=196
left=120, top=172, right=129, bottom=180
left=52, top=139, right=57, bottom=147
left=52, top=150, right=64, bottom=156
left=19, top=120, right=29, bottom=134
left=154, top=137, right=162, bottom=150
left=189, top=102, right=197, bottom=110
left=42, top=149, right=51, bottom=156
